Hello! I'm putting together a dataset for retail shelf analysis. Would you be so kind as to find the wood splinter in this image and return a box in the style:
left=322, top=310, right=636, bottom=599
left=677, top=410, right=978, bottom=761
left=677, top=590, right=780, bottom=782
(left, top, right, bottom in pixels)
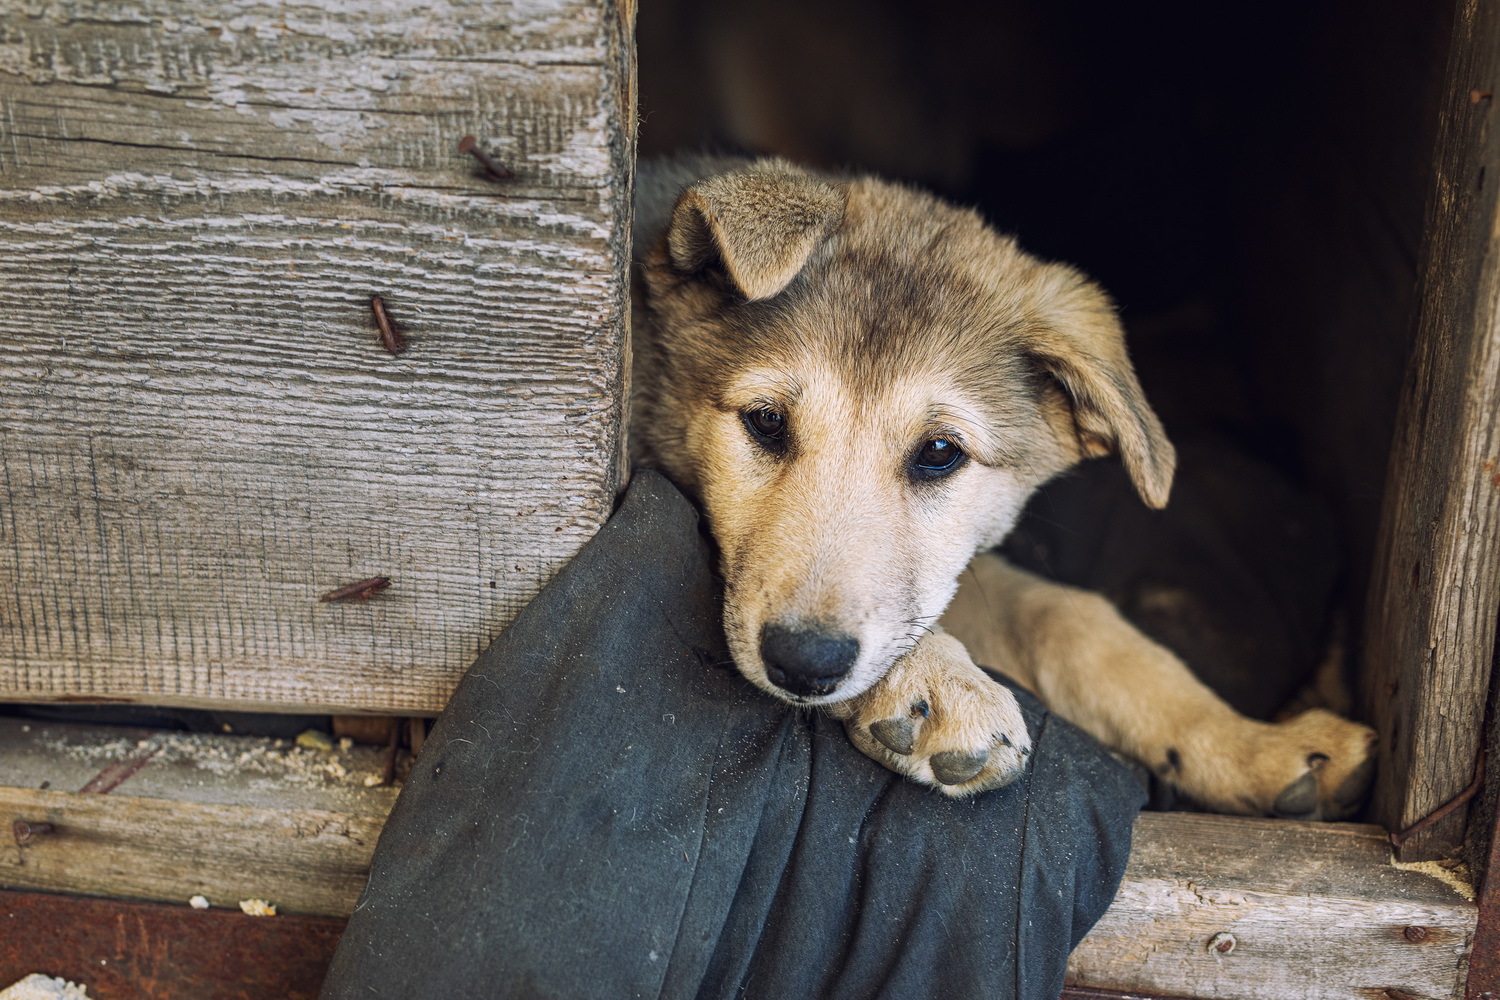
left=458, top=134, right=515, bottom=181
left=319, top=577, right=392, bottom=604
left=370, top=296, right=407, bottom=355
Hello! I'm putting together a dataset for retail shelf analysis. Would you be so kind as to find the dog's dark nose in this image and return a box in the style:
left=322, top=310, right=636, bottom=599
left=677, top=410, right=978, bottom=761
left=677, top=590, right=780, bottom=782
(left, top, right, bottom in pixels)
left=760, top=623, right=859, bottom=696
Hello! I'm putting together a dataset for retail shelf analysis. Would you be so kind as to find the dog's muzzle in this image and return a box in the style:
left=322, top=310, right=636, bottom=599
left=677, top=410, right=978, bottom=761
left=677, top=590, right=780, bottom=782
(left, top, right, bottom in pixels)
left=759, top=622, right=859, bottom=697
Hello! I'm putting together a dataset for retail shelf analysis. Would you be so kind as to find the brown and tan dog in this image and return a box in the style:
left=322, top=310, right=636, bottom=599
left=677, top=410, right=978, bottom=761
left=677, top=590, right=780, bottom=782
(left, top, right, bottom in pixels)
left=632, top=156, right=1375, bottom=818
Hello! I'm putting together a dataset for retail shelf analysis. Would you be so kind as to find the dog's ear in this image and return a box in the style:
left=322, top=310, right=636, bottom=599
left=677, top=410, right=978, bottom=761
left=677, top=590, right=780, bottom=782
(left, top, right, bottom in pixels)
left=666, top=160, right=844, bottom=301
left=1026, top=267, right=1176, bottom=508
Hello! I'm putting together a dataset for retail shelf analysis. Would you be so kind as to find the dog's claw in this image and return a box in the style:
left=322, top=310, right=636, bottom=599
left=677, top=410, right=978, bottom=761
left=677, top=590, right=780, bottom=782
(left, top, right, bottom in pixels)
left=931, top=749, right=989, bottom=785
left=870, top=717, right=917, bottom=755
left=1272, top=770, right=1319, bottom=817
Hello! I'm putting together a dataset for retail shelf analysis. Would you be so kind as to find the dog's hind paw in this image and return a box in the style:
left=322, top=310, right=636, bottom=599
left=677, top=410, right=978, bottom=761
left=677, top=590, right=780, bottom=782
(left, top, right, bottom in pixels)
left=1172, top=708, right=1378, bottom=820
left=1256, top=710, right=1378, bottom=821
left=833, top=632, right=1032, bottom=797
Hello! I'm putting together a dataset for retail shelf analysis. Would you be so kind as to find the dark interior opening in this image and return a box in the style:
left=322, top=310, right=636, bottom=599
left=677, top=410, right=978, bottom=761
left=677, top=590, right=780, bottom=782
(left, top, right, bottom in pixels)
left=639, top=0, right=1449, bottom=747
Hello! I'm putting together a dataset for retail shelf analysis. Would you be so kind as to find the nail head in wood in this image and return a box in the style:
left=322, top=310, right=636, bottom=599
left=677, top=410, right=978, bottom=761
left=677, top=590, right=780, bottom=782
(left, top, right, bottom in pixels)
left=1207, top=931, right=1236, bottom=954
left=13, top=820, right=54, bottom=845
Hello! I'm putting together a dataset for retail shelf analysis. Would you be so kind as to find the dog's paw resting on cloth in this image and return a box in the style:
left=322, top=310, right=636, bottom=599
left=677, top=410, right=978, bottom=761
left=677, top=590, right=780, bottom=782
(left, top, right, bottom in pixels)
left=832, top=632, right=1032, bottom=796
left=632, top=155, right=1378, bottom=817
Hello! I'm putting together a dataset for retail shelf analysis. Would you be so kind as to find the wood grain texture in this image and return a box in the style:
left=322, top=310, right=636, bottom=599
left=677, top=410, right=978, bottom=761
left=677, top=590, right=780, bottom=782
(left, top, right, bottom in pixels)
left=1069, top=812, right=1476, bottom=1000
left=1361, top=0, right=1500, bottom=861
left=2, top=786, right=385, bottom=916
left=0, top=890, right=346, bottom=1000
left=2, top=720, right=1476, bottom=994
left=0, top=717, right=393, bottom=915
left=0, top=0, right=636, bottom=712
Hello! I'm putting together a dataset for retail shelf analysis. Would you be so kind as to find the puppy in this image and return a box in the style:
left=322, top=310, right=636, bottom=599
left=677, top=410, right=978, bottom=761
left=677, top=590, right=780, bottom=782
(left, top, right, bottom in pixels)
left=631, top=156, right=1376, bottom=819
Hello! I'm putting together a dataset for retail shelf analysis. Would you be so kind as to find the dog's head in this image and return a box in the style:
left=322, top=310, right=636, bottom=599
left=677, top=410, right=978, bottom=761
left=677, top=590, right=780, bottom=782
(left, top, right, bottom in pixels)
left=636, top=158, right=1174, bottom=704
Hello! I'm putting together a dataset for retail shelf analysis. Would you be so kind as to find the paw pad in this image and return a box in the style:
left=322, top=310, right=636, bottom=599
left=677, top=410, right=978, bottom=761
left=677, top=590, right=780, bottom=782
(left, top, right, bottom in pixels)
left=931, top=749, right=989, bottom=785
left=870, top=717, right=916, bottom=755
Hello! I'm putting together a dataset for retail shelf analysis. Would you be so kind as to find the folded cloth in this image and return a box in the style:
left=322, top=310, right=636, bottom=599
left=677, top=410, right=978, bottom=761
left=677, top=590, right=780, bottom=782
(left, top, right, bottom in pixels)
left=320, top=470, right=1143, bottom=1000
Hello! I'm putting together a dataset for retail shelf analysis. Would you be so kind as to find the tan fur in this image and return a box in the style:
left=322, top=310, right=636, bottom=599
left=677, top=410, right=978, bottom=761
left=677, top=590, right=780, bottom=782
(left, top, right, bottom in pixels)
left=633, top=158, right=1375, bottom=815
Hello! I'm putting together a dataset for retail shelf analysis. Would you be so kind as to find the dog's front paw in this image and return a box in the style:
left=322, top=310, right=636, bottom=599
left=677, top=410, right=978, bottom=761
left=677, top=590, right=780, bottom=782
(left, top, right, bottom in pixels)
left=832, top=633, right=1031, bottom=797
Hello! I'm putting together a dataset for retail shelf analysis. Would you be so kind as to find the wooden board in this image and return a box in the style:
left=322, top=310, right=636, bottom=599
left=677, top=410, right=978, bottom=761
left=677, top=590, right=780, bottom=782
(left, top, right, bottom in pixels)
left=0, top=718, right=394, bottom=915
left=0, top=721, right=1476, bottom=994
left=0, top=0, right=636, bottom=713
left=1068, top=812, right=1476, bottom=1000
left=0, top=890, right=346, bottom=1000
left=1361, top=0, right=1500, bottom=861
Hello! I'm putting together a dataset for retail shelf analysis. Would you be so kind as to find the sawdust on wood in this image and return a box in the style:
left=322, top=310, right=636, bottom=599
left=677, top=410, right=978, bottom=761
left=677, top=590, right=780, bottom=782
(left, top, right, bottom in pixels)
left=0, top=975, right=91, bottom=1000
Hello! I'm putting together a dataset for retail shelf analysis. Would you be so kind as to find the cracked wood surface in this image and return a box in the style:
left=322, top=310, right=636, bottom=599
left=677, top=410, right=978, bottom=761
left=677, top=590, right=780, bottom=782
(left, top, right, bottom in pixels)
left=1068, top=812, right=1476, bottom=1000
left=0, top=0, right=636, bottom=712
left=1360, top=0, right=1500, bottom=862
left=0, top=718, right=395, bottom=915
left=1, top=720, right=1477, bottom=993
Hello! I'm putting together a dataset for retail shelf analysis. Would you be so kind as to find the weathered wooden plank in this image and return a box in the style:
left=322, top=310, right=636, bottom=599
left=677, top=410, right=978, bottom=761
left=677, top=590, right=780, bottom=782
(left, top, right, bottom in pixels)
left=1360, top=0, right=1500, bottom=861
left=1069, top=812, right=1477, bottom=1000
left=0, top=722, right=1476, bottom=993
left=0, top=0, right=636, bottom=713
left=3, top=786, right=384, bottom=917
left=0, top=718, right=393, bottom=915
left=0, top=890, right=345, bottom=1000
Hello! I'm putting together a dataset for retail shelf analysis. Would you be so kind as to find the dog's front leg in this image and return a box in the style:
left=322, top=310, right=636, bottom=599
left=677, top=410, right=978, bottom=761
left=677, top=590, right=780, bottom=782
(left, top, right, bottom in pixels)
left=830, top=631, right=1035, bottom=797
left=940, top=552, right=1377, bottom=818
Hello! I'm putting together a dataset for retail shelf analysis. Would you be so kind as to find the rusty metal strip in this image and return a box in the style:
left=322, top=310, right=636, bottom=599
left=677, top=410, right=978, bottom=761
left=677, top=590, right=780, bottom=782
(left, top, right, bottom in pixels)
left=1392, top=749, right=1486, bottom=848
left=1466, top=786, right=1500, bottom=999
left=77, top=745, right=159, bottom=794
left=0, top=889, right=344, bottom=1000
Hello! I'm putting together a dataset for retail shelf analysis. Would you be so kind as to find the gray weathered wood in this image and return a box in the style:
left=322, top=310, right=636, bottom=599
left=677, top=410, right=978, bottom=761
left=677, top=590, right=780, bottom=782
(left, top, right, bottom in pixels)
left=1361, top=0, right=1500, bottom=861
left=1069, top=812, right=1476, bottom=1000
left=0, top=721, right=1476, bottom=989
left=0, top=0, right=636, bottom=713
left=0, top=718, right=394, bottom=915
left=3, top=787, right=385, bottom=916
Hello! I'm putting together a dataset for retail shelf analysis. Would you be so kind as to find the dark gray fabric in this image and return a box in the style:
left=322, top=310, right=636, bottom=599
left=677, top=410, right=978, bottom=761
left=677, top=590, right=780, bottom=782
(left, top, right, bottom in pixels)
left=320, top=470, right=1143, bottom=1000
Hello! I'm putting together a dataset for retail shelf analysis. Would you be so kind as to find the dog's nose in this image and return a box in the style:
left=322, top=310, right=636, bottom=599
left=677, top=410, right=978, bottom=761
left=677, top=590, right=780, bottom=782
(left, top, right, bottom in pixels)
left=760, top=622, right=859, bottom=696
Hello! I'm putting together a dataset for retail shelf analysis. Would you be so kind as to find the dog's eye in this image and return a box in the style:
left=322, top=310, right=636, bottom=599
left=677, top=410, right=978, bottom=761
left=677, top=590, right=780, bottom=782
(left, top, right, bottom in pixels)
left=743, top=407, right=787, bottom=449
left=911, top=438, right=966, bottom=480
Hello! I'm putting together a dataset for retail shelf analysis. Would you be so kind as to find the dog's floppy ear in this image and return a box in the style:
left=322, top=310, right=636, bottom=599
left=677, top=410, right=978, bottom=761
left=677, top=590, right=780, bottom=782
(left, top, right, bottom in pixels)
left=1027, top=267, right=1176, bottom=509
left=666, top=160, right=844, bottom=301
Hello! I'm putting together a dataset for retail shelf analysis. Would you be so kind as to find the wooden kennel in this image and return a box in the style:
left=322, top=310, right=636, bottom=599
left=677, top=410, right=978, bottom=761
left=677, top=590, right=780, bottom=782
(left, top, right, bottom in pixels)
left=0, top=0, right=1496, bottom=997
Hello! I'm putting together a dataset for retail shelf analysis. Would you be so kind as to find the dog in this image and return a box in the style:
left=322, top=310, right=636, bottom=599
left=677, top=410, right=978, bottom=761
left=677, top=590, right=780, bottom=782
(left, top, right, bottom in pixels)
left=631, top=155, right=1376, bottom=819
